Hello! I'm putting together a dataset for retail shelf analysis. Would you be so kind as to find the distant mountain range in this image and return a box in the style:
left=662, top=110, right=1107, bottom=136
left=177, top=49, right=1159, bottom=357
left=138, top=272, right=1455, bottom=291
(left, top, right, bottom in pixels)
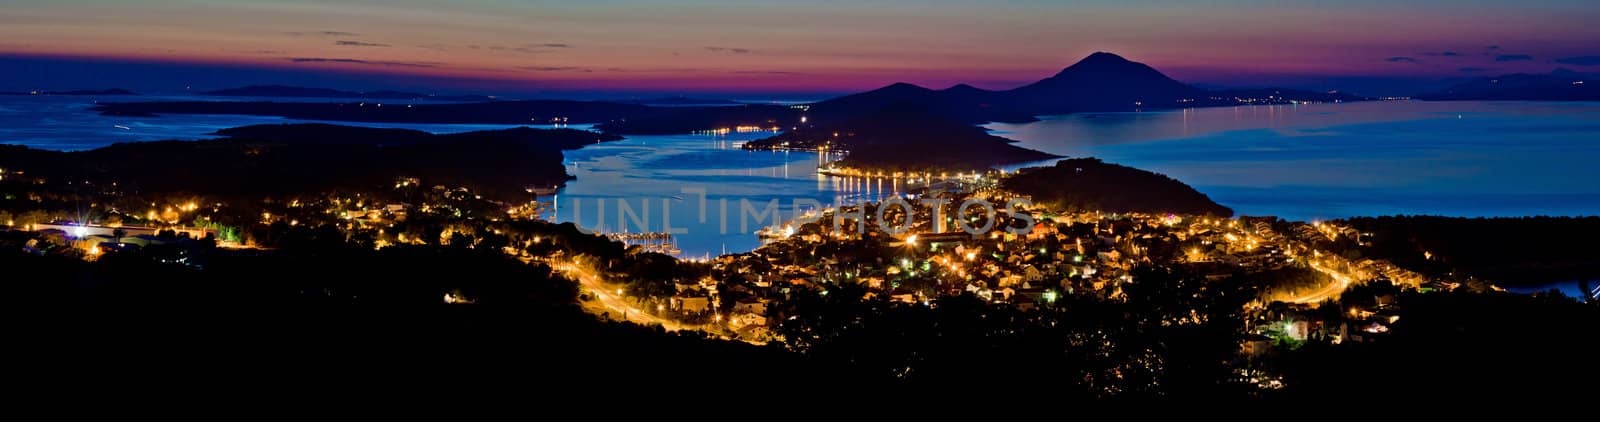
left=614, top=96, right=743, bottom=106
left=90, top=52, right=1384, bottom=174
left=1, top=88, right=139, bottom=96
left=1418, top=69, right=1597, bottom=101
left=100, top=53, right=1373, bottom=131
left=804, top=52, right=1368, bottom=125
left=202, top=85, right=496, bottom=102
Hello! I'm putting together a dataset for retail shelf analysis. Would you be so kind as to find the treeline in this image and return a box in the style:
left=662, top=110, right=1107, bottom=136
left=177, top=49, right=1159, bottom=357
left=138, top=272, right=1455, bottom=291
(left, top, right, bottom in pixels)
left=6, top=234, right=839, bottom=396
left=1339, top=216, right=1600, bottom=286
left=775, top=265, right=1259, bottom=399
left=1277, top=289, right=1599, bottom=401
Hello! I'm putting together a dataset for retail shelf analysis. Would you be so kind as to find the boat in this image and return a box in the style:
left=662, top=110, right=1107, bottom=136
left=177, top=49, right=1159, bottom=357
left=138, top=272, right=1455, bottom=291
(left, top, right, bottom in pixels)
left=113, top=125, right=131, bottom=130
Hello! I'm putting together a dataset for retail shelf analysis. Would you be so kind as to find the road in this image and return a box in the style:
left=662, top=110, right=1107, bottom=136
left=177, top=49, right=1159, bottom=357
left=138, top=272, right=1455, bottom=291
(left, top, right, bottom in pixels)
left=1287, top=260, right=1357, bottom=304
left=548, top=259, right=692, bottom=331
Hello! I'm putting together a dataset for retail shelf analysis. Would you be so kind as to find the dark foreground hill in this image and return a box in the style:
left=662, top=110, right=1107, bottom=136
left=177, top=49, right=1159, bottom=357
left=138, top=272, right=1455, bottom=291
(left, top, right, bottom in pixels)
left=1336, top=216, right=1600, bottom=286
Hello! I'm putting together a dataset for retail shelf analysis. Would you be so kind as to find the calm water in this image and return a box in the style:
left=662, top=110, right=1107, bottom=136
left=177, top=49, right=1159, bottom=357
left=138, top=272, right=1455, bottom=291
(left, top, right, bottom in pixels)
left=553, top=132, right=891, bottom=257
left=0, top=94, right=887, bottom=256
left=0, top=94, right=527, bottom=150
left=987, top=101, right=1600, bottom=221
left=6, top=95, right=1600, bottom=257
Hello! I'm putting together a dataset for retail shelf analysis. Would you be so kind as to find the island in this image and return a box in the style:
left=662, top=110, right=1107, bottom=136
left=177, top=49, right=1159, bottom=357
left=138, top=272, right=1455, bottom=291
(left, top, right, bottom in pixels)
left=741, top=106, right=1059, bottom=172
left=1418, top=69, right=1597, bottom=101
left=203, top=84, right=497, bottom=102
left=1, top=88, right=139, bottom=96
left=95, top=99, right=656, bottom=126
left=0, top=123, right=618, bottom=199
left=1001, top=158, right=1234, bottom=216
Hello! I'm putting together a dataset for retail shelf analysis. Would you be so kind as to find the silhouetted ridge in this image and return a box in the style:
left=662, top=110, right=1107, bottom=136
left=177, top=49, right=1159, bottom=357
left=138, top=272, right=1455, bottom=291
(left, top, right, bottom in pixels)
left=809, top=82, right=1032, bottom=124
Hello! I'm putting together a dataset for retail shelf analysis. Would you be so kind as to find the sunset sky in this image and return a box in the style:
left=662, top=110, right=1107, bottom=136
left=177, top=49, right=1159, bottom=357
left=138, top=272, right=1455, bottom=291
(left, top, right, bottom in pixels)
left=3, top=0, right=1598, bottom=98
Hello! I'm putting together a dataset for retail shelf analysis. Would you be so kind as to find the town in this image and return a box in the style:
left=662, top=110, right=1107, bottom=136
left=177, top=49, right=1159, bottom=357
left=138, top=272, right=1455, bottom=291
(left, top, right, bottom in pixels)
left=3, top=155, right=1511, bottom=394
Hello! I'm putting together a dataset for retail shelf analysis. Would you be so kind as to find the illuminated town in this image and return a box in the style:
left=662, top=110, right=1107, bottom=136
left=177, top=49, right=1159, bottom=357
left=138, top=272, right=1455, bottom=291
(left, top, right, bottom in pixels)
left=3, top=0, right=1597, bottom=403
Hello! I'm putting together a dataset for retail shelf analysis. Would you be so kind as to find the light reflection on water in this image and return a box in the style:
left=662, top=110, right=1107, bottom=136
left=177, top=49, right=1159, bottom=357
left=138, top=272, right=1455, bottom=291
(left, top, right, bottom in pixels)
left=553, top=130, right=904, bottom=257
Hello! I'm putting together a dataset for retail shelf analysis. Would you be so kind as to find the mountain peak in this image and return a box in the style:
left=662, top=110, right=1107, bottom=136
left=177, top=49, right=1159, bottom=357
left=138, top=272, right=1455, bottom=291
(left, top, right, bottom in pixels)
left=880, top=82, right=931, bottom=91
left=1056, top=52, right=1143, bottom=75
left=1007, top=52, right=1203, bottom=113
left=1081, top=51, right=1131, bottom=64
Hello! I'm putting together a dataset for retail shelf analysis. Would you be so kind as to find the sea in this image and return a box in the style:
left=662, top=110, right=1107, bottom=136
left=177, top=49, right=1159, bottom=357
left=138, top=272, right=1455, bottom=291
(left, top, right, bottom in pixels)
left=4, top=95, right=1599, bottom=284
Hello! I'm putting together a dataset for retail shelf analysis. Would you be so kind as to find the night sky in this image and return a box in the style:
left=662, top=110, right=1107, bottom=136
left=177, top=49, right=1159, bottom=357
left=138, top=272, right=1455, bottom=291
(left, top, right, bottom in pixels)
left=3, top=0, right=1597, bottom=98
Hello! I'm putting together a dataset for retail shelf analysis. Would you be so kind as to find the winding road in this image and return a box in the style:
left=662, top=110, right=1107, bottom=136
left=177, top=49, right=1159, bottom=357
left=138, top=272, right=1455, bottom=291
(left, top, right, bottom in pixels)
left=1287, top=260, right=1357, bottom=304
left=550, top=260, right=692, bottom=331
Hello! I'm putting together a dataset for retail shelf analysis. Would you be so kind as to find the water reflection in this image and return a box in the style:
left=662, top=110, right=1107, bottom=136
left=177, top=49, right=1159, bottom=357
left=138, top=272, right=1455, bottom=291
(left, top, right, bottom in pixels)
left=553, top=129, right=911, bottom=257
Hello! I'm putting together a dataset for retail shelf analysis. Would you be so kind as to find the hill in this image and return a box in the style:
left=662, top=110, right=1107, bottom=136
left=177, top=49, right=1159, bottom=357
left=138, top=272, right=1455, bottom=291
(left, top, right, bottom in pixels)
left=1417, top=70, right=1597, bottom=101
left=1002, top=158, right=1233, bottom=216
left=805, top=82, right=1035, bottom=125
left=1003, top=52, right=1207, bottom=113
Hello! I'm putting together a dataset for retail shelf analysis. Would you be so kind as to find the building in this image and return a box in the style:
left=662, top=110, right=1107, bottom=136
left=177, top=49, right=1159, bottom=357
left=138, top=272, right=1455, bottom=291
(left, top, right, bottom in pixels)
left=671, top=296, right=711, bottom=313
left=732, top=298, right=767, bottom=315
left=33, top=222, right=217, bottom=240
